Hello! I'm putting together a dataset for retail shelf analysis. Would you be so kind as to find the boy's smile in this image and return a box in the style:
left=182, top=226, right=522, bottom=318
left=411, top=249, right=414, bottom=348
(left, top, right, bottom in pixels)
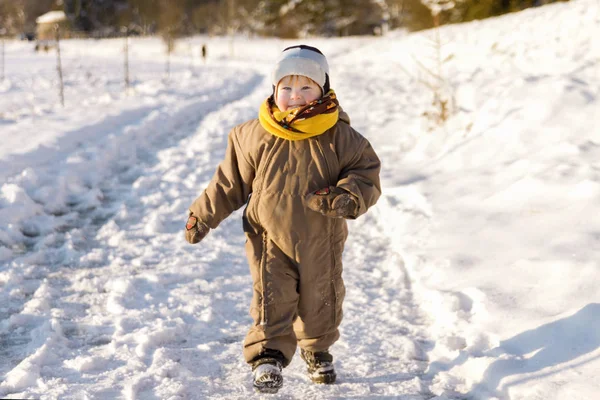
left=275, top=75, right=322, bottom=111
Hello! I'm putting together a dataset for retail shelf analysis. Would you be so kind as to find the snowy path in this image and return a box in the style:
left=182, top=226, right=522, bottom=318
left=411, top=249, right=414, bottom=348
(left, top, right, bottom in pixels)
left=0, top=63, right=275, bottom=398
left=0, top=44, right=445, bottom=400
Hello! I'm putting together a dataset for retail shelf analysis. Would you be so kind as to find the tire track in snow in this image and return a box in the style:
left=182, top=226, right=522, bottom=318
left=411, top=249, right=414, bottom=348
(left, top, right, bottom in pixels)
left=0, top=66, right=264, bottom=398
left=84, top=75, right=272, bottom=400
left=335, top=193, right=435, bottom=399
left=366, top=186, right=497, bottom=400
left=332, top=43, right=491, bottom=398
left=106, top=78, right=270, bottom=400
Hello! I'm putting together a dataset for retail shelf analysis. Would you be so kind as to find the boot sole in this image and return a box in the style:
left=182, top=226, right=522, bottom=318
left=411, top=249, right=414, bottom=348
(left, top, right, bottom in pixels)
left=253, top=373, right=283, bottom=393
left=309, top=371, right=336, bottom=384
left=253, top=385, right=281, bottom=394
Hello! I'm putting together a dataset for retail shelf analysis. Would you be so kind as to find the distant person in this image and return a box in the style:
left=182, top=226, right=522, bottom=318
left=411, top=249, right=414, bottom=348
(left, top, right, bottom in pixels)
left=201, top=44, right=207, bottom=63
left=184, top=45, right=381, bottom=393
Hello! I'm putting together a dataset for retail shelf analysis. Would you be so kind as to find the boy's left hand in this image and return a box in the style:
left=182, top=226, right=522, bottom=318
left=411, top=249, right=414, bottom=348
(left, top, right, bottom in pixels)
left=185, top=214, right=210, bottom=244
left=306, top=186, right=359, bottom=218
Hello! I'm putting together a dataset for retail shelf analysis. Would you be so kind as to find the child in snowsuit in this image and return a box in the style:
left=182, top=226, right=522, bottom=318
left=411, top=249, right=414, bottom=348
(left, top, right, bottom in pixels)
left=185, top=45, right=381, bottom=393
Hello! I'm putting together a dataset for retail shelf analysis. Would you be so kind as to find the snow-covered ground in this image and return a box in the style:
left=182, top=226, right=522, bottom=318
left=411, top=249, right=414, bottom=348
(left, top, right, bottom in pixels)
left=1, top=0, right=599, bottom=398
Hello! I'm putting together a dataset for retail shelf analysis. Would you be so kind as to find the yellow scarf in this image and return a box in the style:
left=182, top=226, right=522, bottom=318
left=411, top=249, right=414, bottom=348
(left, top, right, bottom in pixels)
left=258, top=90, right=340, bottom=141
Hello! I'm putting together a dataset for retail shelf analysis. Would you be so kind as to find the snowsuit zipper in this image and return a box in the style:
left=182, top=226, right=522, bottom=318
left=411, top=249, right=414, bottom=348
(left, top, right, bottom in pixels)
left=314, top=137, right=333, bottom=187
left=260, top=231, right=268, bottom=325
left=313, top=137, right=339, bottom=325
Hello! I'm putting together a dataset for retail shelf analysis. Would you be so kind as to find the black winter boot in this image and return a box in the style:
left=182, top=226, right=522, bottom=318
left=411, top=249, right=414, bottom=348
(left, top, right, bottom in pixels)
left=251, top=349, right=284, bottom=394
left=300, top=349, right=337, bottom=384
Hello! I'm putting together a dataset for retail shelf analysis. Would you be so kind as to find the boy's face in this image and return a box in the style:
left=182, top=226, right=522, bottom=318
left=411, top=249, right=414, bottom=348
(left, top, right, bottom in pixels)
left=275, top=75, right=322, bottom=111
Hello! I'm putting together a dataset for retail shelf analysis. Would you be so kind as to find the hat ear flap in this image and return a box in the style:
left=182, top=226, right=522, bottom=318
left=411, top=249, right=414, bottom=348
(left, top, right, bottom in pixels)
left=323, top=74, right=330, bottom=94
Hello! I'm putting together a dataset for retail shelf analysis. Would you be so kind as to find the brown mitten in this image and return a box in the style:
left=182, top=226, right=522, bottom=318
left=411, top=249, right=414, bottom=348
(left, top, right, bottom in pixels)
left=185, top=214, right=210, bottom=244
left=306, top=186, right=359, bottom=218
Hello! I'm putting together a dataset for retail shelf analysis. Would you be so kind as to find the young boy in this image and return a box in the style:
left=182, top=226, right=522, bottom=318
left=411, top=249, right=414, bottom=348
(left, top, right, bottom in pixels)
left=185, top=45, right=381, bottom=393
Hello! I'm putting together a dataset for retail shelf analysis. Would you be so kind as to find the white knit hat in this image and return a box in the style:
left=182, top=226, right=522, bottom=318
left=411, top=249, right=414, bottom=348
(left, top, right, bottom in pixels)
left=272, top=45, right=330, bottom=94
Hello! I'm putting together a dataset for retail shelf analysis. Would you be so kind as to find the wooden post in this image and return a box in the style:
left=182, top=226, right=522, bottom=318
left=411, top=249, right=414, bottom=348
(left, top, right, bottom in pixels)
left=0, top=28, right=6, bottom=82
left=122, top=26, right=130, bottom=90
left=166, top=39, right=171, bottom=80
left=55, top=24, right=65, bottom=107
left=228, top=0, right=235, bottom=57
left=1, top=36, right=4, bottom=82
left=165, top=30, right=174, bottom=81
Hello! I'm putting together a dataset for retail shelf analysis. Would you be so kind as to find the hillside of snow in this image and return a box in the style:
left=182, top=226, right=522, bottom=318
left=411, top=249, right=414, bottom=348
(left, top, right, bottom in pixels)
left=1, top=0, right=599, bottom=399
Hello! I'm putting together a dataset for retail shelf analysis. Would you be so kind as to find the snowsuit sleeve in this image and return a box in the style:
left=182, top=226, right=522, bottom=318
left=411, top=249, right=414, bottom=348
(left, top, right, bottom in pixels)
left=336, top=137, right=381, bottom=219
left=188, top=127, right=255, bottom=229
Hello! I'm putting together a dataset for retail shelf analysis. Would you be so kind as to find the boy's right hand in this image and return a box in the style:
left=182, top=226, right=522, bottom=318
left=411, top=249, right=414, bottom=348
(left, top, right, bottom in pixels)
left=306, top=186, right=359, bottom=219
left=185, top=214, right=210, bottom=244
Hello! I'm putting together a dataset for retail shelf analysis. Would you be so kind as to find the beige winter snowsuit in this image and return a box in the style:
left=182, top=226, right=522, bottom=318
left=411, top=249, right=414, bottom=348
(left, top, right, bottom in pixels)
left=188, top=110, right=381, bottom=366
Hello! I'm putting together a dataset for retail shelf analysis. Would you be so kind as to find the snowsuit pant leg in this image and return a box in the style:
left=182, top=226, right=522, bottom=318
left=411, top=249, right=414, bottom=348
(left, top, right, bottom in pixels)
left=243, top=232, right=299, bottom=367
left=293, top=235, right=346, bottom=352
